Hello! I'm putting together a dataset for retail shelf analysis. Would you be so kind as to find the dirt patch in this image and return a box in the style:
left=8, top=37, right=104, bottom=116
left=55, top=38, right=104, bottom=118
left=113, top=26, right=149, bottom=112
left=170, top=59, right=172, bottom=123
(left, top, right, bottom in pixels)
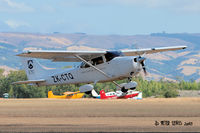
left=179, top=90, right=200, bottom=97
left=177, top=66, right=200, bottom=76
left=0, top=65, right=17, bottom=76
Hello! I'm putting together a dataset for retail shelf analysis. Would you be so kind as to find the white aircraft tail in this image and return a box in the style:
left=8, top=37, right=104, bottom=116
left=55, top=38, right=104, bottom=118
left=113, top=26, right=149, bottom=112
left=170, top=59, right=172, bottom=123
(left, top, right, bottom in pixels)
left=91, top=89, right=100, bottom=97
left=20, top=57, right=49, bottom=80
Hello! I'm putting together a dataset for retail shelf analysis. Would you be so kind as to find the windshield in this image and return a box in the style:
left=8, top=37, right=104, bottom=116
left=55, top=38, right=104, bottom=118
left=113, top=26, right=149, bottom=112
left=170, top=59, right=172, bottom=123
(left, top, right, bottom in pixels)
left=105, top=51, right=123, bottom=62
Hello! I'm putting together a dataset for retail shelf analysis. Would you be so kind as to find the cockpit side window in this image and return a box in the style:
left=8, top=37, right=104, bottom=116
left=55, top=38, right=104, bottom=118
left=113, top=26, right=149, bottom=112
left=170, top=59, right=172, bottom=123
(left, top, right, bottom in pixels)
left=91, top=56, right=104, bottom=65
left=80, top=62, right=90, bottom=68
left=80, top=56, right=104, bottom=68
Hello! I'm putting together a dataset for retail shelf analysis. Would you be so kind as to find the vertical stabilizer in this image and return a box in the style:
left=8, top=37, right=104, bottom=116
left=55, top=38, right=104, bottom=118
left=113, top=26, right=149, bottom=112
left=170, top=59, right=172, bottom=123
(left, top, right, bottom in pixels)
left=100, top=90, right=107, bottom=99
left=20, top=57, right=47, bottom=80
left=91, top=89, right=100, bottom=98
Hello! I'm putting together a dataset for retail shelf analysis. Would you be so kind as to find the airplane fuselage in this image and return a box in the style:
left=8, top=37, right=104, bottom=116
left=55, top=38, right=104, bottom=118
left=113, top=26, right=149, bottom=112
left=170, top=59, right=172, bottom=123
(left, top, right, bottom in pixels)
left=40, top=56, right=142, bottom=86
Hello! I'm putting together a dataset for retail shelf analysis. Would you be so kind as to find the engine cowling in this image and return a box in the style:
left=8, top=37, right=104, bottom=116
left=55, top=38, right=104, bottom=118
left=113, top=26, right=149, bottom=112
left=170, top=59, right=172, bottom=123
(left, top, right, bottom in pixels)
left=79, top=84, right=94, bottom=93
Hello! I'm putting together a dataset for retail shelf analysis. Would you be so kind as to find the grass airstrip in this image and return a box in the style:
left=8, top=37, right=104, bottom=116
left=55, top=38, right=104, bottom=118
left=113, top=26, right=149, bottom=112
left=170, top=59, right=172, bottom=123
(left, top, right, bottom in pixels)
left=0, top=98, right=200, bottom=132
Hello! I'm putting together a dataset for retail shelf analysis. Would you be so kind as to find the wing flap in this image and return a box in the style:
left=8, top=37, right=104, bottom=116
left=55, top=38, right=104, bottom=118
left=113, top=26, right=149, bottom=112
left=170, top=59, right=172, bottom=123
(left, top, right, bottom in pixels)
left=12, top=79, right=46, bottom=85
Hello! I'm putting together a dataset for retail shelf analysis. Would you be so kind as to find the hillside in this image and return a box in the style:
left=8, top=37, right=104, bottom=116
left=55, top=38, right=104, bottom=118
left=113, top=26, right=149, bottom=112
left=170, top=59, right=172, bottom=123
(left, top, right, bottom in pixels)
left=0, top=32, right=199, bottom=82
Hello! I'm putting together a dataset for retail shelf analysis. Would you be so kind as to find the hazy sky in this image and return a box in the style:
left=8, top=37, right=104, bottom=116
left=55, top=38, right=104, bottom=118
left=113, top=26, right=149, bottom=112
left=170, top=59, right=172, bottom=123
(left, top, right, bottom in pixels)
left=0, top=0, right=200, bottom=35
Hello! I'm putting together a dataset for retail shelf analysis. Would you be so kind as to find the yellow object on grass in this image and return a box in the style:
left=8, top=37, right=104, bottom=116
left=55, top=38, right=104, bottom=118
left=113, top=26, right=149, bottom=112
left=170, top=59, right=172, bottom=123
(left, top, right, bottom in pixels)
left=48, top=91, right=84, bottom=99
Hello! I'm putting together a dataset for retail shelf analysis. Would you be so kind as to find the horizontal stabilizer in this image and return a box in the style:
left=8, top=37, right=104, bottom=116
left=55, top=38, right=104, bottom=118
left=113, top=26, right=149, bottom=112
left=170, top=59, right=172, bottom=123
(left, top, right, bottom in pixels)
left=12, top=79, right=45, bottom=85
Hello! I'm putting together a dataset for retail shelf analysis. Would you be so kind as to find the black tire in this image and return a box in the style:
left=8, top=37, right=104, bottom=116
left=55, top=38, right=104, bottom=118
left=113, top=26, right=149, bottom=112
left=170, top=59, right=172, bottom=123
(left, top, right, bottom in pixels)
left=121, top=87, right=128, bottom=93
left=85, top=91, right=92, bottom=95
left=130, top=87, right=136, bottom=90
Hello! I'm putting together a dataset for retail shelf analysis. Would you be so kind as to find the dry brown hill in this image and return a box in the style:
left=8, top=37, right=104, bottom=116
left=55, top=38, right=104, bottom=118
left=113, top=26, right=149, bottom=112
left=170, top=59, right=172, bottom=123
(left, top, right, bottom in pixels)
left=0, top=32, right=199, bottom=81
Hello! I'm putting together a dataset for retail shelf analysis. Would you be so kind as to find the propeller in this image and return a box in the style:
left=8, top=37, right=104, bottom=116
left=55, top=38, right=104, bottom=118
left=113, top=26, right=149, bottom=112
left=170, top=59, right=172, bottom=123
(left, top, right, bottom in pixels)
left=136, top=56, right=147, bottom=75
left=140, top=59, right=147, bottom=75
left=132, top=44, right=147, bottom=75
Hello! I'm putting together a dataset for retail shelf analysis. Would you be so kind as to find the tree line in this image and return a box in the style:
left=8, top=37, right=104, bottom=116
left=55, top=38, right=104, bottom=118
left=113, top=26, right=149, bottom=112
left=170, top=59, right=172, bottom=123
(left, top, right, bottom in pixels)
left=0, top=69, right=199, bottom=98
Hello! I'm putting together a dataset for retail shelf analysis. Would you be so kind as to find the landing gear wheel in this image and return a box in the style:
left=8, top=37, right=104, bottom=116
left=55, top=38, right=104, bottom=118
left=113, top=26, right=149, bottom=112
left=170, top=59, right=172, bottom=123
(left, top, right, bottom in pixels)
left=130, top=87, right=136, bottom=90
left=121, top=86, right=128, bottom=93
left=85, top=91, right=92, bottom=95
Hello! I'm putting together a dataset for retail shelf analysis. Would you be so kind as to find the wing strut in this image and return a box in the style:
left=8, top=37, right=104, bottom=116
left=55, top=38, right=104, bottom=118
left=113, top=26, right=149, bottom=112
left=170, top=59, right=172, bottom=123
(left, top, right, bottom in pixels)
left=75, top=55, right=122, bottom=88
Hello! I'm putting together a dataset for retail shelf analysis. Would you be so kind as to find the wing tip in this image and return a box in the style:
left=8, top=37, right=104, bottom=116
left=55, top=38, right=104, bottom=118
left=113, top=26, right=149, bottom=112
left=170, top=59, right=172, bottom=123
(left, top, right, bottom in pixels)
left=182, top=46, right=187, bottom=49
left=16, top=50, right=31, bottom=56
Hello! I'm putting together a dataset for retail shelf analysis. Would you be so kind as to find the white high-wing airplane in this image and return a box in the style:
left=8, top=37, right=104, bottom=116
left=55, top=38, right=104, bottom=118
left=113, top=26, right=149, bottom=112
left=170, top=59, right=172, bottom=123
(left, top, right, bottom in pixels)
left=13, top=46, right=187, bottom=93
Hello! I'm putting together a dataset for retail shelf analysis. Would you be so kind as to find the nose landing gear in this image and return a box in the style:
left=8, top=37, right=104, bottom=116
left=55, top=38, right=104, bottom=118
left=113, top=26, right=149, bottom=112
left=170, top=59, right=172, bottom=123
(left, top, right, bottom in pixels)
left=128, top=77, right=132, bottom=82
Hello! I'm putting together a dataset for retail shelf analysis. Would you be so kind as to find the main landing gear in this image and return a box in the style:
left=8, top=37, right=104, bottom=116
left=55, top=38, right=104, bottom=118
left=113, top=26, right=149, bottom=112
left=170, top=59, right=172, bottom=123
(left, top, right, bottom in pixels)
left=120, top=80, right=138, bottom=93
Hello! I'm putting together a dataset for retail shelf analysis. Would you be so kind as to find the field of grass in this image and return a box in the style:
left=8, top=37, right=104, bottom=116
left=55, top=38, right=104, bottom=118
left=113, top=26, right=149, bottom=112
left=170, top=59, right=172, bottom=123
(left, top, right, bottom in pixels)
left=0, top=98, right=200, bottom=132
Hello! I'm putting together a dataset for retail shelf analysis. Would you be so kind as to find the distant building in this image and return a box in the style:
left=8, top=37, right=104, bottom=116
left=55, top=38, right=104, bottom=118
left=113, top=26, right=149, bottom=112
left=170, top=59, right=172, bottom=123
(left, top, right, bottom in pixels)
left=3, top=93, right=9, bottom=98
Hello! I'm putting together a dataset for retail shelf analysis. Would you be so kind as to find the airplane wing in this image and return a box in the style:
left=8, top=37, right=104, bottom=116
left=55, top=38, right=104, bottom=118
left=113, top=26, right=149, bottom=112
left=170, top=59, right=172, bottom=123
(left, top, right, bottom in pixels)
left=121, top=46, right=187, bottom=56
left=17, top=50, right=106, bottom=62
left=63, top=91, right=81, bottom=95
left=17, top=46, right=187, bottom=62
left=12, top=79, right=46, bottom=85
